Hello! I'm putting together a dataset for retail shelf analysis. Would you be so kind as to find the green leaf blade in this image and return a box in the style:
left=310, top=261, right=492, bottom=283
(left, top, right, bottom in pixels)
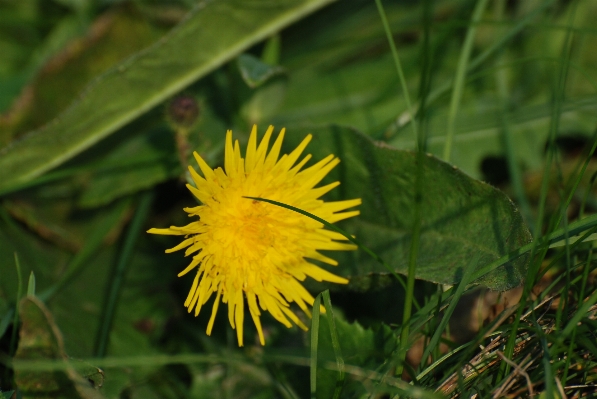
left=287, top=125, right=533, bottom=290
left=0, top=0, right=335, bottom=193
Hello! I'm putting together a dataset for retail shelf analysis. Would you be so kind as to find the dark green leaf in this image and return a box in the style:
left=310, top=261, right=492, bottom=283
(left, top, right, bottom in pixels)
left=285, top=125, right=532, bottom=290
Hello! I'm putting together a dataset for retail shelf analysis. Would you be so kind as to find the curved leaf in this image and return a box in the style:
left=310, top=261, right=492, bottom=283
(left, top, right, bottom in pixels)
left=286, top=125, right=532, bottom=290
left=0, top=0, right=335, bottom=193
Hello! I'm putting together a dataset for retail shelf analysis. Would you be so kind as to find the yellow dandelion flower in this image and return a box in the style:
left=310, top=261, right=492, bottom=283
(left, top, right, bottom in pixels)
left=148, top=125, right=361, bottom=346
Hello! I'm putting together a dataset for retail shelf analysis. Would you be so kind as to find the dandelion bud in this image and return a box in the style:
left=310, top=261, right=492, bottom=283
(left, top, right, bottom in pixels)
left=167, top=95, right=200, bottom=130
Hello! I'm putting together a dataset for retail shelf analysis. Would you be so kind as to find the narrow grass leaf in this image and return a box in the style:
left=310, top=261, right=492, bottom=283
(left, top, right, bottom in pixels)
left=419, top=255, right=481, bottom=370
left=562, top=288, right=597, bottom=337
left=321, top=290, right=345, bottom=399
left=94, top=192, right=153, bottom=357
left=374, top=0, right=417, bottom=139
left=26, top=272, right=35, bottom=297
left=443, top=0, right=490, bottom=162
left=310, top=293, right=322, bottom=399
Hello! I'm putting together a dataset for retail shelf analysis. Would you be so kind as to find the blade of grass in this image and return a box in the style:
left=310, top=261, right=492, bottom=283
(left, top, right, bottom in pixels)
left=321, top=290, right=345, bottom=399
left=374, top=0, right=418, bottom=140
left=418, top=255, right=481, bottom=374
left=375, top=0, right=426, bottom=378
left=26, top=272, right=35, bottom=297
left=494, top=0, right=534, bottom=232
left=564, top=242, right=594, bottom=384
left=443, top=0, right=490, bottom=162
left=532, top=316, right=555, bottom=396
left=399, top=151, right=422, bottom=378
left=562, top=287, right=597, bottom=337
left=471, top=214, right=597, bottom=282
left=310, top=293, right=321, bottom=399
left=390, top=0, right=556, bottom=137
left=554, top=130, right=597, bottom=230
left=500, top=2, right=578, bottom=385
left=93, top=191, right=153, bottom=357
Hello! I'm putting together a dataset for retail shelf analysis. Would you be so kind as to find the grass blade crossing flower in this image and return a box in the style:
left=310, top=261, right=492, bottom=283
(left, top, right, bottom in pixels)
left=148, top=125, right=361, bottom=346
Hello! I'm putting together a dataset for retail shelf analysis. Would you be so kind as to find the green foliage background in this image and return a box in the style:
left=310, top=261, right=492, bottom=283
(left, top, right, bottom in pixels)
left=1, top=0, right=597, bottom=397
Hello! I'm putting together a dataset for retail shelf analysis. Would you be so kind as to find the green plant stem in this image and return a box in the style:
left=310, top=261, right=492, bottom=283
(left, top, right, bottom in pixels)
left=443, top=0, right=489, bottom=162
left=321, top=290, right=344, bottom=399
left=93, top=192, right=153, bottom=357
left=397, top=154, right=422, bottom=379
left=418, top=255, right=480, bottom=374
left=374, top=0, right=418, bottom=140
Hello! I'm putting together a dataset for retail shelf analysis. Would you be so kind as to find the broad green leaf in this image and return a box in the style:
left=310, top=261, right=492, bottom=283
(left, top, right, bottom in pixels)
left=0, top=9, right=165, bottom=144
left=14, top=296, right=107, bottom=399
left=285, top=125, right=532, bottom=290
left=0, top=0, right=336, bottom=193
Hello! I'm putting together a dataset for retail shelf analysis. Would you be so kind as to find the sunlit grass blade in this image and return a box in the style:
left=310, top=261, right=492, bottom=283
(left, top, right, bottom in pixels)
left=26, top=272, right=35, bottom=297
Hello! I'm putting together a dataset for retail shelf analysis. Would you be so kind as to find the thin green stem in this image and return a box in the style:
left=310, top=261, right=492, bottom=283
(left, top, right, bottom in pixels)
left=321, top=290, right=344, bottom=399
left=93, top=192, right=154, bottom=357
left=374, top=0, right=418, bottom=140
left=387, top=0, right=556, bottom=140
left=443, top=0, right=490, bottom=162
